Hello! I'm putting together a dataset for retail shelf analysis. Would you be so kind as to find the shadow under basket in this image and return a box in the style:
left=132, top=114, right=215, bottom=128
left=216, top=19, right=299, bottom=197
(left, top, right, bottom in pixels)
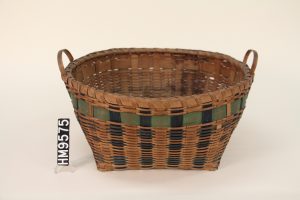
left=57, top=48, right=258, bottom=171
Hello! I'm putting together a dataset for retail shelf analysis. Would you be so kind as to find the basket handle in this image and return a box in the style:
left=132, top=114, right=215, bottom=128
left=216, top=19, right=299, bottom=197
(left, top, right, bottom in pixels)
left=57, top=49, right=74, bottom=76
left=243, top=49, right=258, bottom=75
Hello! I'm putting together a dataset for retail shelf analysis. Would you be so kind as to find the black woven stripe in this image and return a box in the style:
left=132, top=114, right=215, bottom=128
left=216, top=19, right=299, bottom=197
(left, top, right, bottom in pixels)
left=141, top=157, right=153, bottom=165
left=197, top=141, right=210, bottom=148
left=202, top=109, right=212, bottom=123
left=140, top=116, right=151, bottom=127
left=140, top=129, right=152, bottom=139
left=199, top=125, right=214, bottom=137
left=193, top=157, right=205, bottom=168
left=169, top=129, right=183, bottom=140
left=167, top=157, right=180, bottom=166
left=109, top=110, right=121, bottom=123
left=171, top=109, right=183, bottom=127
left=113, top=156, right=126, bottom=165
left=171, top=115, right=183, bottom=127
left=111, top=139, right=124, bottom=147
left=141, top=143, right=153, bottom=150
left=109, top=124, right=123, bottom=136
left=169, top=143, right=182, bottom=150
left=139, top=128, right=153, bottom=167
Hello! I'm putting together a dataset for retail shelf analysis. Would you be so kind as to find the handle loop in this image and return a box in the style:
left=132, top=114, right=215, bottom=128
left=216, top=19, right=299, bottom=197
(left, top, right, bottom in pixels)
left=57, top=49, right=74, bottom=76
left=243, top=49, right=258, bottom=75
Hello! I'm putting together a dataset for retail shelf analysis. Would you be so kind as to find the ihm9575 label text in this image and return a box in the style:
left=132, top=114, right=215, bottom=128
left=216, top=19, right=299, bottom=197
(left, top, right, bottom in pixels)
left=57, top=119, right=70, bottom=166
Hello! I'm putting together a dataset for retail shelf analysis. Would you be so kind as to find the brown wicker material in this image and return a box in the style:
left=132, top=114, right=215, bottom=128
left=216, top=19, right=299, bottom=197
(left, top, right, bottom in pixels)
left=57, top=48, right=258, bottom=171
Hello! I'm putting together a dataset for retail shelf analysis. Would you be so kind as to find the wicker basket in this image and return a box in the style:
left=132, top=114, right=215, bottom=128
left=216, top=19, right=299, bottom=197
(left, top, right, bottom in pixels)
left=57, top=48, right=258, bottom=171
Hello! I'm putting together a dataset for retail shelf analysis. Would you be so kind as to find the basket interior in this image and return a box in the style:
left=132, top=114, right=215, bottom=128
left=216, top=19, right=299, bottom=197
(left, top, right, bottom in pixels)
left=71, top=51, right=246, bottom=98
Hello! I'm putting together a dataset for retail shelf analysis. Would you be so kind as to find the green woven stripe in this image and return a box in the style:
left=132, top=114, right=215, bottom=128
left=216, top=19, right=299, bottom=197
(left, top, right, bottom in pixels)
left=121, top=112, right=140, bottom=126
left=68, top=92, right=247, bottom=126
left=241, top=94, right=248, bottom=109
left=212, top=105, right=227, bottom=121
left=68, top=92, right=78, bottom=109
left=78, top=99, right=89, bottom=115
left=152, top=115, right=170, bottom=127
left=231, top=98, right=241, bottom=115
left=183, top=112, right=202, bottom=126
left=94, top=106, right=109, bottom=121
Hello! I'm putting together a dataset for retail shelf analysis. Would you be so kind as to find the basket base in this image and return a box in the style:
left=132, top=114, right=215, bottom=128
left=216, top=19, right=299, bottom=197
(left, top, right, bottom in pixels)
left=93, top=154, right=221, bottom=172
left=95, top=162, right=219, bottom=172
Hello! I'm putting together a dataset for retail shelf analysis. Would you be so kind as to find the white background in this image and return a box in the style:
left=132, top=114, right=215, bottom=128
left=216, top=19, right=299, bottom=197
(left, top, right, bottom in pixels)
left=0, top=0, right=299, bottom=199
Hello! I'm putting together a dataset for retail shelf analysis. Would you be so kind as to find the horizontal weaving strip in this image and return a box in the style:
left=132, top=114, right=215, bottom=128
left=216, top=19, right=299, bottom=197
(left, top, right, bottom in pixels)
left=68, top=91, right=248, bottom=128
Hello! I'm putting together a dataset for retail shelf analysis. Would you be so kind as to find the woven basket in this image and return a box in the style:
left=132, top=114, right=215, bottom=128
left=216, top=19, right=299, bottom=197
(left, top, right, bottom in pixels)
left=57, top=48, right=258, bottom=171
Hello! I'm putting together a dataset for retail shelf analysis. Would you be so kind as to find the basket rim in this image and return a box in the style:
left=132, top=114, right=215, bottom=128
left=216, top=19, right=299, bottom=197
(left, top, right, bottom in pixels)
left=62, top=48, right=254, bottom=108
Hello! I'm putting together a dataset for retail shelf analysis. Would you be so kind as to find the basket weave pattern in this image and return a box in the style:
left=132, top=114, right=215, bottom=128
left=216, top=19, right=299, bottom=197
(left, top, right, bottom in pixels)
left=57, top=48, right=258, bottom=171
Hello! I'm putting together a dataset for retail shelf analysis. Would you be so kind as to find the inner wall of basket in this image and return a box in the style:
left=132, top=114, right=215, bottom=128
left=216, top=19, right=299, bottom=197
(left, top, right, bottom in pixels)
left=72, top=52, right=245, bottom=98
